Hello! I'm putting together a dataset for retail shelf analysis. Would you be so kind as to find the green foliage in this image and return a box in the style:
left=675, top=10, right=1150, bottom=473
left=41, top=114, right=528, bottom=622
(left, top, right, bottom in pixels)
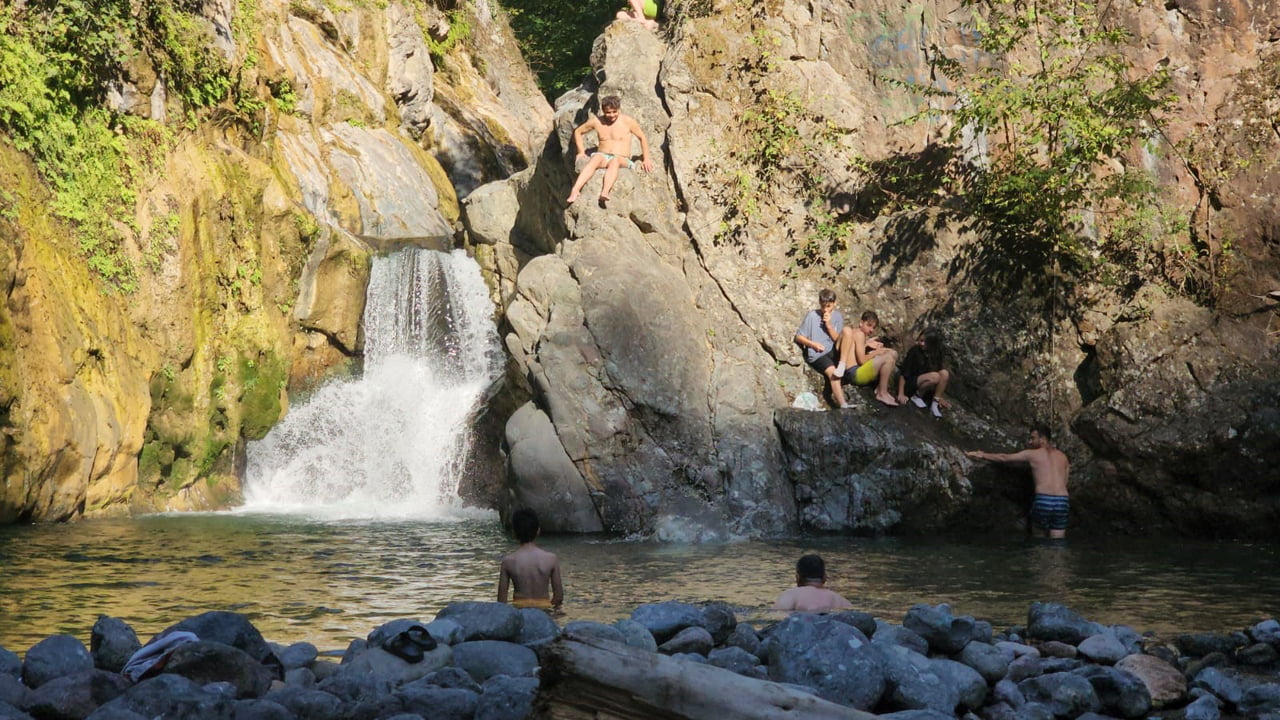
left=426, top=7, right=474, bottom=67
left=500, top=0, right=622, bottom=98
left=148, top=3, right=233, bottom=108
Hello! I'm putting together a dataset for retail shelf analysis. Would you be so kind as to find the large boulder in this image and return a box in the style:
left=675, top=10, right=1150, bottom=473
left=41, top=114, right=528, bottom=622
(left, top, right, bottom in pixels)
left=161, top=612, right=281, bottom=678
left=23, top=669, right=129, bottom=720
left=766, top=614, right=884, bottom=710
left=1115, top=653, right=1186, bottom=708
left=450, top=642, right=538, bottom=682
left=1026, top=603, right=1105, bottom=645
left=630, top=602, right=706, bottom=643
left=91, top=617, right=140, bottom=674
left=89, top=673, right=235, bottom=718
left=435, top=602, right=523, bottom=642
left=161, top=641, right=275, bottom=699
left=23, top=635, right=93, bottom=689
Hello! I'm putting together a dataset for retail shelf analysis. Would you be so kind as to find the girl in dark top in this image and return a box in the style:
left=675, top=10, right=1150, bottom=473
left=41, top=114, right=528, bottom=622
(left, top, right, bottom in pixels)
left=895, top=329, right=952, bottom=418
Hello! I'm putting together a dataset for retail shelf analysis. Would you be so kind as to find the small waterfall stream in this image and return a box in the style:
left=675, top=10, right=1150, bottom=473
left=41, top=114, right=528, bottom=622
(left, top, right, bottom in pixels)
left=241, top=248, right=501, bottom=519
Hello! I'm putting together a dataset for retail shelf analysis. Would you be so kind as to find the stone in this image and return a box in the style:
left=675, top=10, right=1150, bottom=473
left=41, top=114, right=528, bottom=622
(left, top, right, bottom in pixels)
left=723, top=623, right=760, bottom=659
left=23, top=635, right=94, bottom=689
left=1040, top=641, right=1078, bottom=659
left=163, top=641, right=275, bottom=699
left=700, top=603, right=737, bottom=645
left=91, top=617, right=141, bottom=673
left=613, top=619, right=658, bottom=653
left=1190, top=666, right=1244, bottom=706
left=708, top=646, right=764, bottom=677
left=502, top=402, right=603, bottom=532
left=415, top=666, right=483, bottom=693
left=89, top=673, right=236, bottom=719
left=424, top=619, right=465, bottom=646
left=1185, top=694, right=1222, bottom=720
left=515, top=610, right=559, bottom=647
left=1078, top=632, right=1129, bottom=664
left=1240, top=684, right=1280, bottom=716
left=1007, top=654, right=1044, bottom=683
left=960, top=640, right=1013, bottom=683
left=831, top=611, right=879, bottom=638
left=630, top=602, right=707, bottom=643
left=1115, top=653, right=1186, bottom=708
left=874, top=624, right=930, bottom=656
left=278, top=642, right=318, bottom=671
left=383, top=2, right=434, bottom=139
left=317, top=670, right=395, bottom=703
left=1111, top=626, right=1143, bottom=655
left=1026, top=603, right=1104, bottom=645
left=563, top=621, right=625, bottom=645
left=866, top=642, right=958, bottom=713
left=1073, top=665, right=1152, bottom=718
left=450, top=642, right=538, bottom=682
left=283, top=667, right=315, bottom=687
left=23, top=669, right=130, bottom=720
left=162, top=612, right=281, bottom=678
left=993, top=679, right=1025, bottom=708
left=231, top=698, right=294, bottom=720
left=0, top=648, right=19, bottom=679
left=766, top=614, right=884, bottom=710
left=931, top=658, right=988, bottom=710
left=1175, top=632, right=1249, bottom=658
left=658, top=626, right=714, bottom=656
left=435, top=602, right=523, bottom=642
left=1018, top=672, right=1103, bottom=718
left=1250, top=619, right=1280, bottom=646
left=474, top=675, right=539, bottom=720
left=903, top=604, right=980, bottom=655
left=669, top=653, right=709, bottom=664
left=880, top=710, right=955, bottom=720
left=996, top=641, right=1040, bottom=659
left=1240, top=642, right=1280, bottom=665
left=259, top=686, right=344, bottom=720
left=335, top=645, right=451, bottom=686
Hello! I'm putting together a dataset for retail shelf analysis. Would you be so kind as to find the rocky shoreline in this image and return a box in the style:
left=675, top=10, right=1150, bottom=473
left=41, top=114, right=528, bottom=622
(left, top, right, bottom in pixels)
left=2, top=600, right=1278, bottom=719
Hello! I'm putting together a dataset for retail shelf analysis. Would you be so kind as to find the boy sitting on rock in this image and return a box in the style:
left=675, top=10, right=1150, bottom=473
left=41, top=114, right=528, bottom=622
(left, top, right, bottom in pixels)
left=566, top=95, right=654, bottom=207
left=497, top=508, right=564, bottom=610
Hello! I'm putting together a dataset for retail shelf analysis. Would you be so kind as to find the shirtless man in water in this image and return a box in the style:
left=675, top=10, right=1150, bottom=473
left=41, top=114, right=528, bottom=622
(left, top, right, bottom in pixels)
left=566, top=95, right=654, bottom=206
left=968, top=424, right=1071, bottom=538
left=773, top=554, right=854, bottom=613
left=497, top=508, right=564, bottom=609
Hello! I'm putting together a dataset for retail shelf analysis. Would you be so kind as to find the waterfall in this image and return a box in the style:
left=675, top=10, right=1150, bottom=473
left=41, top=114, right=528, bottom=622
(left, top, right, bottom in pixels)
left=240, top=248, right=502, bottom=520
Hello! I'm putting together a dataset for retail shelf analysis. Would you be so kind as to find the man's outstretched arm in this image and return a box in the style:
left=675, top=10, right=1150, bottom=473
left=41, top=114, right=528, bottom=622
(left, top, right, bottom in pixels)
left=967, top=449, right=1035, bottom=464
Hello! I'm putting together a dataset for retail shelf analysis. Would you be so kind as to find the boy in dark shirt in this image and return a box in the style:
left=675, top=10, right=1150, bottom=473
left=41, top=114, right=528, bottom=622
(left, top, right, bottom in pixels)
left=896, top=329, right=951, bottom=417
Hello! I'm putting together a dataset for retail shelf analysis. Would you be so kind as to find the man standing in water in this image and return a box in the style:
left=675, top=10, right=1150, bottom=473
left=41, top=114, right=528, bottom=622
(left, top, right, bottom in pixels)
left=968, top=424, right=1071, bottom=538
left=773, top=554, right=854, bottom=612
left=566, top=95, right=654, bottom=206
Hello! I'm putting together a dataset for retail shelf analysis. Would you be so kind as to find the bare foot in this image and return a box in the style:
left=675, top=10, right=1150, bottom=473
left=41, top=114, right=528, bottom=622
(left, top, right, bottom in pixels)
left=876, top=393, right=899, bottom=407
left=598, top=194, right=610, bottom=208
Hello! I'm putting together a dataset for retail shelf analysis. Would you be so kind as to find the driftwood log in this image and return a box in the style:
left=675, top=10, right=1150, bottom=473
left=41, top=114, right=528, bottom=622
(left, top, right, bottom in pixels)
left=536, top=632, right=878, bottom=720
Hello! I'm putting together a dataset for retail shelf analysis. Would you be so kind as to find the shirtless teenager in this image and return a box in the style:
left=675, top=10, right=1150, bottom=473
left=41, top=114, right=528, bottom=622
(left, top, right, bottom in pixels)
left=773, top=554, right=854, bottom=613
left=967, top=424, right=1071, bottom=538
left=566, top=96, right=654, bottom=206
left=497, top=508, right=564, bottom=609
left=848, top=310, right=899, bottom=407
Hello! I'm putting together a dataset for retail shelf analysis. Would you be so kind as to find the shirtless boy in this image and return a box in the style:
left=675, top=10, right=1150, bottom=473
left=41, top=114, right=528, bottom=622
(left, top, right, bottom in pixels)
left=848, top=310, right=899, bottom=407
left=967, top=424, right=1071, bottom=538
left=497, top=508, right=564, bottom=609
left=773, top=554, right=854, bottom=613
left=566, top=96, right=654, bottom=206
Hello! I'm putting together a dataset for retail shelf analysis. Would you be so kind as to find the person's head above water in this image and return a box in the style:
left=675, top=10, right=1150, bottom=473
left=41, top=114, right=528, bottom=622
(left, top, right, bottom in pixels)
left=796, top=553, right=826, bottom=585
left=512, top=508, right=541, bottom=544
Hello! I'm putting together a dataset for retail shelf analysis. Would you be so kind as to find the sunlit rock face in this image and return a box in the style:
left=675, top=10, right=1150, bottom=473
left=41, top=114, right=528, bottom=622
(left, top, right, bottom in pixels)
left=0, top=0, right=550, bottom=522
left=473, top=0, right=1278, bottom=536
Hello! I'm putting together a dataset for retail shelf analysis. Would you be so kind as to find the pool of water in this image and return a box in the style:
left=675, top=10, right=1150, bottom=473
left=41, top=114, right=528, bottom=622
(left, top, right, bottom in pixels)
left=1, top=513, right=1276, bottom=654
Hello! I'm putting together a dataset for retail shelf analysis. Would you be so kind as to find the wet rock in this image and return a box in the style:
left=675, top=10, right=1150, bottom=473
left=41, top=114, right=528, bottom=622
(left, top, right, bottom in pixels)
left=881, top=710, right=956, bottom=720
left=23, top=668, right=129, bottom=719
left=875, top=624, right=931, bottom=656
left=1016, top=700, right=1057, bottom=720
left=993, top=678, right=1025, bottom=708
left=766, top=614, right=884, bottom=710
left=1017, top=672, right=1103, bottom=718
left=1175, top=633, right=1249, bottom=658
left=474, top=675, right=538, bottom=720
left=1186, top=652, right=1230, bottom=679
left=904, top=604, right=982, bottom=655
left=163, top=613, right=281, bottom=678
left=283, top=667, right=314, bottom=687
left=1078, top=632, right=1129, bottom=665
left=831, top=611, right=879, bottom=638
left=231, top=698, right=294, bottom=720
left=979, top=701, right=1017, bottom=720
left=395, top=686, right=477, bottom=720
left=708, top=646, right=764, bottom=677
left=259, top=686, right=343, bottom=720
left=1027, top=603, right=1105, bottom=645
left=436, top=603, right=522, bottom=642
left=1191, top=666, right=1245, bottom=706
left=23, top=635, right=94, bottom=689
left=1073, top=665, right=1152, bottom=718
left=612, top=620, right=657, bottom=653
left=335, top=645, right=451, bottom=686
left=1185, top=694, right=1222, bottom=720
left=869, top=642, right=959, bottom=713
left=1240, top=684, right=1280, bottom=715
left=514, top=611, right=558, bottom=647
left=658, top=626, right=714, bottom=656
left=425, top=618, right=465, bottom=646
left=1112, top=626, right=1143, bottom=656
left=91, top=617, right=140, bottom=674
left=960, top=640, right=1013, bottom=683
left=316, top=669, right=394, bottom=703
left=630, top=602, right=706, bottom=643
left=1042, top=658, right=1085, bottom=674
left=278, top=642, right=318, bottom=671
left=1240, top=642, right=1280, bottom=666
left=90, top=673, right=235, bottom=719
left=0, top=647, right=20, bottom=679
left=723, top=623, right=760, bottom=659
left=997, top=641, right=1040, bottom=659
left=1115, top=653, right=1186, bottom=708
left=415, top=666, right=482, bottom=693
left=931, top=658, right=988, bottom=709
left=700, top=603, right=737, bottom=645
left=450, top=641, right=538, bottom=682
left=1008, top=654, right=1045, bottom=683
left=0, top=699, right=33, bottom=720
left=1251, top=619, right=1280, bottom=646
left=163, top=641, right=274, bottom=699
left=1040, top=641, right=1078, bottom=659
left=563, top=621, right=625, bottom=645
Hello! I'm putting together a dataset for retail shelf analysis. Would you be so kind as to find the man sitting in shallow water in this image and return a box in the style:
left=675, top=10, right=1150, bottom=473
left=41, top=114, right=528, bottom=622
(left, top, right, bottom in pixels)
left=773, top=554, right=854, bottom=613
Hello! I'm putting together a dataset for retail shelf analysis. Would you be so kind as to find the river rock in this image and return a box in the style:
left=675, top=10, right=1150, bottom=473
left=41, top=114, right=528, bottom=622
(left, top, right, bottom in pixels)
left=260, top=686, right=344, bottom=720
left=992, top=678, right=1025, bottom=708
left=931, top=657, right=988, bottom=709
left=23, top=668, right=129, bottom=719
left=284, top=667, right=315, bottom=688
left=832, top=611, right=879, bottom=638
left=163, top=612, right=281, bottom=677
left=0, top=648, right=19, bottom=679
left=415, top=666, right=483, bottom=693
left=1111, top=626, right=1143, bottom=656
left=474, top=675, right=539, bottom=720
left=1078, top=631, right=1129, bottom=665
left=1251, top=619, right=1280, bottom=646
left=502, top=402, right=604, bottom=533
left=23, top=634, right=93, bottom=689
left=1115, top=653, right=1186, bottom=708
left=436, top=602, right=522, bottom=642
left=1007, top=654, right=1045, bottom=683
left=1073, top=665, right=1152, bottom=718
left=450, top=641, right=538, bottom=682
left=1027, top=603, right=1104, bottom=645
left=613, top=619, right=658, bottom=652
left=0, top=674, right=30, bottom=709
left=875, top=643, right=961, bottom=713
left=515, top=610, right=559, bottom=647
left=723, top=623, right=760, bottom=659
left=1240, top=642, right=1280, bottom=666
left=701, top=603, right=737, bottom=644
left=875, top=624, right=931, bottom=656
left=766, top=614, right=884, bottom=710
left=708, top=646, right=765, bottom=677
left=1192, top=666, right=1245, bottom=706
left=91, top=617, right=140, bottom=674
left=996, top=641, right=1040, bottom=659
left=961, top=640, right=1013, bottom=683
left=90, top=673, right=236, bottom=719
left=1018, top=671, right=1103, bottom=718
left=658, top=626, right=714, bottom=656
left=396, top=685, right=478, bottom=720
left=881, top=710, right=956, bottom=720
left=0, top=699, right=33, bottom=720
left=161, top=641, right=274, bottom=699
left=1240, top=684, right=1280, bottom=715
left=630, top=602, right=706, bottom=643
left=1186, top=693, right=1223, bottom=720
left=563, top=621, right=625, bottom=645
left=1040, top=641, right=1078, bottom=659
left=425, top=618, right=465, bottom=646
left=1176, top=632, right=1249, bottom=658
left=277, top=642, right=318, bottom=671
left=336, top=645, right=452, bottom=685
left=231, top=698, right=293, bottom=720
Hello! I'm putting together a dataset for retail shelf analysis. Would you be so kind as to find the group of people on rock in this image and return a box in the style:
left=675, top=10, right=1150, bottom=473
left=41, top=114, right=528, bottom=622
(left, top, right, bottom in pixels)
left=796, top=288, right=952, bottom=416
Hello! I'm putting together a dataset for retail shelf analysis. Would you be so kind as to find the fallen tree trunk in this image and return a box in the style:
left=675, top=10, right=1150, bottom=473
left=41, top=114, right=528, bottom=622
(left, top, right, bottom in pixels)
left=536, top=632, right=878, bottom=720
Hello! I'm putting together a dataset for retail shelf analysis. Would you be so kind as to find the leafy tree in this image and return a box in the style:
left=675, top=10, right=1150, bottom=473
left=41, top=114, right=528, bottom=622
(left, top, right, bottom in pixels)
left=499, top=0, right=622, bottom=98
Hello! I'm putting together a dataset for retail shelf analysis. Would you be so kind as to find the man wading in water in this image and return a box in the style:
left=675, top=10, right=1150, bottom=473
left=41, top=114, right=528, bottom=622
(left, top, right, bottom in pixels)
left=968, top=424, right=1071, bottom=538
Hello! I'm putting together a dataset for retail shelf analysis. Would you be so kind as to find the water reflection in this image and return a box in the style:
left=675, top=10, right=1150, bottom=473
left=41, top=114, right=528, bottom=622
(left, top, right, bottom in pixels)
left=0, top=516, right=1275, bottom=653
